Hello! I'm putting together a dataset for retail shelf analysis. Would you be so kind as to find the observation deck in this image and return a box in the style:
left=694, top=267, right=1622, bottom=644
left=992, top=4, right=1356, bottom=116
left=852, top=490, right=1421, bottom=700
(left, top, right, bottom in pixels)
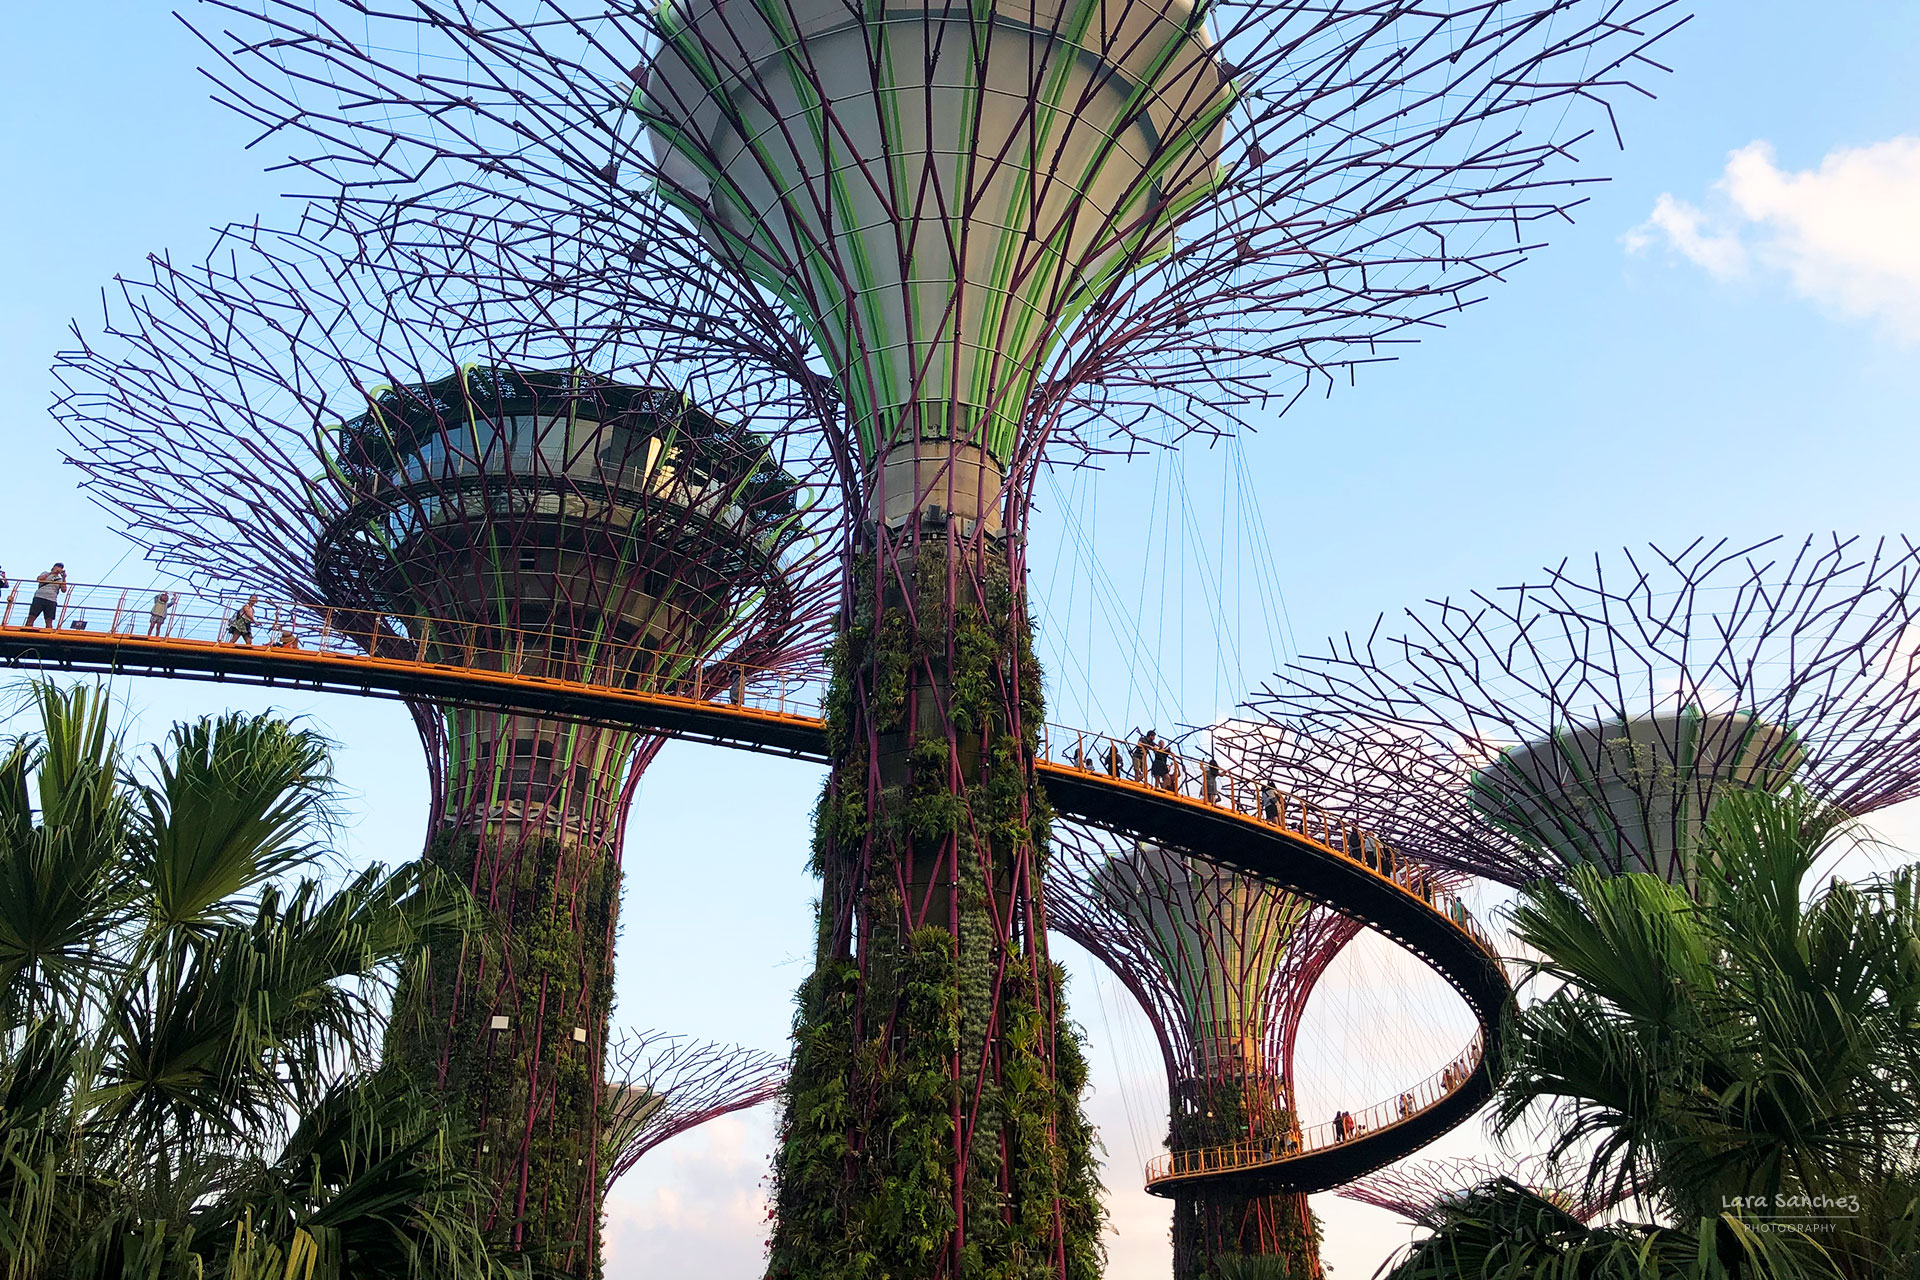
left=0, top=581, right=1512, bottom=1193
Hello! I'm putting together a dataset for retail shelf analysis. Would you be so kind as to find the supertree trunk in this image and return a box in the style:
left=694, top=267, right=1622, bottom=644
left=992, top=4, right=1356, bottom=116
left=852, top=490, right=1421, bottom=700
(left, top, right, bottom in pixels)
left=1165, top=1070, right=1321, bottom=1279
left=1045, top=818, right=1373, bottom=1280
left=1172, top=1189, right=1320, bottom=1280
left=392, top=709, right=665, bottom=1274
left=771, top=503, right=1102, bottom=1278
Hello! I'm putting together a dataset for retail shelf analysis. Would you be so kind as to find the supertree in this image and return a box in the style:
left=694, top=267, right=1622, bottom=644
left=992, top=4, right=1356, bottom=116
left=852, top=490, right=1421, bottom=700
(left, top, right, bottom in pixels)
left=1245, top=536, right=1920, bottom=889
left=1341, top=1154, right=1627, bottom=1226
left=1048, top=819, right=1362, bottom=1278
left=603, top=1034, right=786, bottom=1185
left=51, top=215, right=840, bottom=1272
left=181, top=0, right=1687, bottom=1270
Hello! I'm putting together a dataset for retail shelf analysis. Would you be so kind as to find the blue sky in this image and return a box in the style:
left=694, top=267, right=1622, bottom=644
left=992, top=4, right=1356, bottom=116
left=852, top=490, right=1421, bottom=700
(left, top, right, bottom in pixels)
left=3, top=1, right=1918, bottom=1275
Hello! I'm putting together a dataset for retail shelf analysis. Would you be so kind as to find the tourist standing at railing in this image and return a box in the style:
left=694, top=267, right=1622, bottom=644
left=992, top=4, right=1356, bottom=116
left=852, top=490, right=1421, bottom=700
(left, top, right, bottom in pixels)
left=1201, top=756, right=1221, bottom=804
left=27, top=564, right=67, bottom=628
left=226, top=595, right=258, bottom=645
left=1260, top=780, right=1280, bottom=824
left=1149, top=736, right=1174, bottom=791
left=1132, top=730, right=1154, bottom=783
left=146, top=591, right=173, bottom=637
left=1105, top=740, right=1123, bottom=777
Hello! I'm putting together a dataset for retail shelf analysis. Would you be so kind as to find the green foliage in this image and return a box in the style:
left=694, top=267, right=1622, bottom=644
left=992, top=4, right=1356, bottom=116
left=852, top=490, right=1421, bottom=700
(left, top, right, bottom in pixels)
left=1389, top=786, right=1920, bottom=1280
left=1214, top=1253, right=1304, bottom=1280
left=1164, top=1075, right=1317, bottom=1279
left=767, top=552, right=1103, bottom=1278
left=1386, top=1179, right=1827, bottom=1280
left=1169, top=1171, right=1319, bottom=1280
left=395, top=826, right=619, bottom=1276
left=0, top=680, right=514, bottom=1280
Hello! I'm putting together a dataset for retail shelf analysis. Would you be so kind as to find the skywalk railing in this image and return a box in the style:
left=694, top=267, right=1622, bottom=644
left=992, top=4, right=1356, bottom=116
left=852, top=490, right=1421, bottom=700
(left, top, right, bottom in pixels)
left=1036, top=726, right=1500, bottom=963
left=1, top=579, right=825, bottom=721
left=1142, top=1029, right=1487, bottom=1187
left=4, top=581, right=1497, bottom=964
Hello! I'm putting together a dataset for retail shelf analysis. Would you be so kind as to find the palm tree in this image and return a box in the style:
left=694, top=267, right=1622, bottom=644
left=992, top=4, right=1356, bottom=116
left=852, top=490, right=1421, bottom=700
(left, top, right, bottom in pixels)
left=1383, top=786, right=1920, bottom=1279
left=0, top=682, right=515, bottom=1279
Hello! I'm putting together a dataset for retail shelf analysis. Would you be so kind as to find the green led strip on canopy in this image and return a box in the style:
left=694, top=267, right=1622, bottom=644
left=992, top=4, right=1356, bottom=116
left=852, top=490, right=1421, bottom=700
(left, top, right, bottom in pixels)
left=640, top=0, right=1232, bottom=469
left=1468, top=706, right=1806, bottom=885
left=1097, top=843, right=1312, bottom=1066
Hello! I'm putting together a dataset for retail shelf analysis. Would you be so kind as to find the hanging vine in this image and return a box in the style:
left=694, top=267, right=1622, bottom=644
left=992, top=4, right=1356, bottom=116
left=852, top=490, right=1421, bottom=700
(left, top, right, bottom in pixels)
left=768, top=543, right=1101, bottom=1279
left=392, top=827, right=619, bottom=1277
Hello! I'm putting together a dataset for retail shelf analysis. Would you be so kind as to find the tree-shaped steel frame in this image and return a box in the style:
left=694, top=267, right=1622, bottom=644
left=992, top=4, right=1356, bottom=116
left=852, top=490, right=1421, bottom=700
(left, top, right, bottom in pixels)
left=1340, top=1154, right=1629, bottom=1227
left=192, top=0, right=1689, bottom=472
left=1244, top=535, right=1920, bottom=887
left=92, top=1, right=1689, bottom=1272
left=52, top=217, right=841, bottom=1274
left=1048, top=818, right=1363, bottom=1278
left=603, top=1033, right=786, bottom=1186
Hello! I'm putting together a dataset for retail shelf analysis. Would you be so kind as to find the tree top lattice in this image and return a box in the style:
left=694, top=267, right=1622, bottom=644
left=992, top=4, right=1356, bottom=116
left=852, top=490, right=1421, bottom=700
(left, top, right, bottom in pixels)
left=1244, top=536, right=1920, bottom=886
left=186, top=0, right=1687, bottom=478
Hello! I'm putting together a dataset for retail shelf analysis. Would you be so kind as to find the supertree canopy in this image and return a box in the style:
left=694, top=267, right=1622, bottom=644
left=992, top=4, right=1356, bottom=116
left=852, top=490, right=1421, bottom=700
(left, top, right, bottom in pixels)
left=1246, top=536, right=1920, bottom=888
left=603, top=1033, right=786, bottom=1186
left=175, top=0, right=1687, bottom=1271
left=1341, top=1154, right=1627, bottom=1227
left=52, top=218, right=840, bottom=1273
left=1049, top=820, right=1360, bottom=1278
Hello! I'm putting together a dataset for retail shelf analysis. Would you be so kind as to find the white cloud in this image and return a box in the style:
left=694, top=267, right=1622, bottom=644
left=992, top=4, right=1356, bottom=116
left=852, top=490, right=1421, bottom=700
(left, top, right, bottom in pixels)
left=604, top=1112, right=774, bottom=1277
left=1626, top=136, right=1920, bottom=343
left=1623, top=192, right=1749, bottom=277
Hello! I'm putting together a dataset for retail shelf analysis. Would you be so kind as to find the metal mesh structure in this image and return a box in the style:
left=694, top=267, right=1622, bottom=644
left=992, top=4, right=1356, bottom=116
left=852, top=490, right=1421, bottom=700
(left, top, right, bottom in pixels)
left=1341, top=1154, right=1627, bottom=1226
left=125, top=0, right=1689, bottom=1271
left=51, top=217, right=840, bottom=1272
left=603, top=1033, right=786, bottom=1186
left=1245, top=536, right=1920, bottom=887
left=191, top=0, right=1689, bottom=467
left=1049, top=819, right=1359, bottom=1278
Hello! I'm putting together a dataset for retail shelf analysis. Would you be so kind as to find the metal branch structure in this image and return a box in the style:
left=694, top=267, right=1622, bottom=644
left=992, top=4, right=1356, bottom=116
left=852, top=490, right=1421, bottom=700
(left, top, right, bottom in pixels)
left=1049, top=819, right=1361, bottom=1278
left=51, top=218, right=841, bottom=1273
left=1246, top=536, right=1920, bottom=888
left=148, top=1, right=1692, bottom=1273
left=190, top=0, right=1689, bottom=463
left=603, top=1033, right=786, bottom=1185
left=1340, top=1154, right=1627, bottom=1226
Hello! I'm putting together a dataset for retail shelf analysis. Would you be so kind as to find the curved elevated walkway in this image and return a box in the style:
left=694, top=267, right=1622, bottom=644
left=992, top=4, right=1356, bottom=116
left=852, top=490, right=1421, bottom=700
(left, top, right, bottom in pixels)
left=0, top=587, right=1511, bottom=1193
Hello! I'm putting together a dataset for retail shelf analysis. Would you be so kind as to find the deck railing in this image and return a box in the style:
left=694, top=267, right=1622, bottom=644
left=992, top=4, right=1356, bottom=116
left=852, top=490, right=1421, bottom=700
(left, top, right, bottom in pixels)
left=1, top=579, right=825, bottom=721
left=1142, top=1029, right=1487, bottom=1186
left=1036, top=725, right=1500, bottom=961
left=8, top=580, right=1505, bottom=1182
left=5, top=582, right=1497, bottom=962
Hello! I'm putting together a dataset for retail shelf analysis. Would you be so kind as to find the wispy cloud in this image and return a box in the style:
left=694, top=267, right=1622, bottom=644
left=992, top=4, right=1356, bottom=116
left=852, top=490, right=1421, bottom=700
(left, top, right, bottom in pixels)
left=604, top=1111, right=774, bottom=1277
left=1626, top=136, right=1920, bottom=343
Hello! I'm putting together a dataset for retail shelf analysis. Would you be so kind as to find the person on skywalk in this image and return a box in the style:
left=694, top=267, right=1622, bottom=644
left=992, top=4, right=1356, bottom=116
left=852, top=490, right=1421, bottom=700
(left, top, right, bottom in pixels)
left=27, top=564, right=67, bottom=628
left=1149, top=737, right=1173, bottom=790
left=226, top=595, right=258, bottom=645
